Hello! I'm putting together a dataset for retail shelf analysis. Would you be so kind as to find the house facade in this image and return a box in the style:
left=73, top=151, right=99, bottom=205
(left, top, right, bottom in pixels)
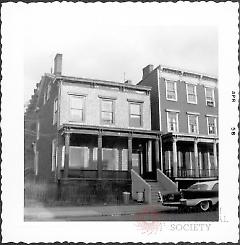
left=138, top=65, right=219, bottom=189
left=33, top=54, right=161, bottom=187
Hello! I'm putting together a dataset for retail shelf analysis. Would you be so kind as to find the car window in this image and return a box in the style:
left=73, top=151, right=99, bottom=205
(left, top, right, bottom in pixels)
left=188, top=183, right=209, bottom=190
left=212, top=183, right=218, bottom=191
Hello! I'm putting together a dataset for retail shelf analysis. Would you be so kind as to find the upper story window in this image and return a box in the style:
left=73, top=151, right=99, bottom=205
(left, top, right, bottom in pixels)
left=101, top=99, right=114, bottom=124
left=53, top=98, right=58, bottom=125
left=186, top=83, right=197, bottom=104
left=205, top=87, right=215, bottom=107
left=167, top=111, right=179, bottom=132
left=129, top=102, right=143, bottom=127
left=36, top=121, right=40, bottom=140
left=188, top=114, right=199, bottom=134
left=207, top=116, right=217, bottom=135
left=47, top=83, right=51, bottom=101
left=69, top=95, right=85, bottom=122
left=43, top=90, right=47, bottom=105
left=166, top=80, right=177, bottom=101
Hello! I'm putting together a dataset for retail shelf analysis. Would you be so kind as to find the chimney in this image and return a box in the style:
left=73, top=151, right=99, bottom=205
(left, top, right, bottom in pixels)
left=124, top=80, right=132, bottom=85
left=142, top=64, right=154, bottom=79
left=54, top=53, right=62, bottom=75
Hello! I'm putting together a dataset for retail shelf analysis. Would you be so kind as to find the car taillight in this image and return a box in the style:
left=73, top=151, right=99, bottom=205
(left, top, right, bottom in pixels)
left=180, top=191, right=184, bottom=199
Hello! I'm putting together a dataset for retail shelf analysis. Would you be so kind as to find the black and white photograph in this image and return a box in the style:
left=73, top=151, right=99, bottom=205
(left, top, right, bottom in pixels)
left=1, top=2, right=239, bottom=243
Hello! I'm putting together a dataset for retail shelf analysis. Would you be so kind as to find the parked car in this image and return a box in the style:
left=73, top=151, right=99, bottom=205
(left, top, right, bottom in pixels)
left=158, top=180, right=218, bottom=212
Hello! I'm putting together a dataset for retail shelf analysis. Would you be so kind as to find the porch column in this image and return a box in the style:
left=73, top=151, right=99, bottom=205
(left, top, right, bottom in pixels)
left=159, top=137, right=163, bottom=171
left=147, top=140, right=152, bottom=172
left=57, top=134, right=64, bottom=180
left=155, top=139, right=160, bottom=170
left=213, top=140, right=218, bottom=175
left=64, top=132, right=70, bottom=178
left=128, top=137, right=132, bottom=172
left=97, top=133, right=103, bottom=179
left=194, top=139, right=199, bottom=177
left=118, top=148, right=123, bottom=171
left=172, top=138, right=178, bottom=177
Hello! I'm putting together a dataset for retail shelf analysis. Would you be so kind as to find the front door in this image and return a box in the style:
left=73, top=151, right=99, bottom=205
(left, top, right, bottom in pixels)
left=132, top=151, right=141, bottom=175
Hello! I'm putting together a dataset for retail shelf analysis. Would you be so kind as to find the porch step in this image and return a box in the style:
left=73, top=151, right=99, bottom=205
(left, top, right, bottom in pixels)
left=146, top=181, right=161, bottom=203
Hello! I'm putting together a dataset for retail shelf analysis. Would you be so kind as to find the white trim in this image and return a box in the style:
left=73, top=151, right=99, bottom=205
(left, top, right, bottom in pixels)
left=165, top=109, right=180, bottom=113
left=186, top=83, right=197, bottom=104
left=204, top=86, right=216, bottom=107
left=167, top=111, right=179, bottom=133
left=206, top=114, right=218, bottom=118
left=187, top=114, right=199, bottom=134
left=53, top=97, right=58, bottom=125
left=186, top=111, right=200, bottom=115
left=165, top=79, right=178, bottom=101
left=157, top=69, right=162, bottom=131
left=201, top=79, right=218, bottom=88
left=182, top=77, right=199, bottom=85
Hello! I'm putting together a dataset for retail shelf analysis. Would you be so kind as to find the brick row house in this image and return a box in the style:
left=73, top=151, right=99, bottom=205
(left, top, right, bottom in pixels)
left=24, top=54, right=218, bottom=203
left=27, top=54, right=161, bottom=202
left=138, top=65, right=218, bottom=189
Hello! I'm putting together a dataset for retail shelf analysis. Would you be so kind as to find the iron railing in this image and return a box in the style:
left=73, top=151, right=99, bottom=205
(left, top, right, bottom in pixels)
left=165, top=168, right=218, bottom=178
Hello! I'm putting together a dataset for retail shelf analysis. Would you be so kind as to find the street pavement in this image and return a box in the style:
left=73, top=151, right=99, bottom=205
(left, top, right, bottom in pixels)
left=24, top=201, right=219, bottom=221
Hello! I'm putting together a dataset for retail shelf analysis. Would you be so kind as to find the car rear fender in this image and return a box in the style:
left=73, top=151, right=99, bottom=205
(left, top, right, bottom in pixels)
left=185, top=197, right=218, bottom=207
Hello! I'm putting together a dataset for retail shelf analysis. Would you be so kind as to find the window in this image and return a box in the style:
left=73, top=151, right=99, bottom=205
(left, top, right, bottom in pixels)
left=43, top=90, right=47, bottom=104
left=186, top=84, right=197, bottom=104
left=205, top=87, right=215, bottom=107
left=69, top=146, right=97, bottom=170
left=52, top=139, right=57, bottom=171
left=188, top=114, right=199, bottom=134
left=47, top=84, right=51, bottom=100
left=101, top=99, right=114, bottom=124
left=166, top=80, right=177, bottom=101
left=69, top=95, right=85, bottom=122
left=102, top=148, right=119, bottom=170
left=207, top=116, right=217, bottom=135
left=129, top=102, right=142, bottom=127
left=167, top=112, right=179, bottom=132
left=36, top=121, right=40, bottom=140
left=53, top=98, right=58, bottom=125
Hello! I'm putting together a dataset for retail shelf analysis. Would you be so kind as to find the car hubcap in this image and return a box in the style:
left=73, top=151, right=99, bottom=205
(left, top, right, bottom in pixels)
left=200, top=201, right=210, bottom=211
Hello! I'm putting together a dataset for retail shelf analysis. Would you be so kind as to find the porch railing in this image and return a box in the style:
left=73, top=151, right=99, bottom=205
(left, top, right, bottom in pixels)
left=165, top=168, right=218, bottom=178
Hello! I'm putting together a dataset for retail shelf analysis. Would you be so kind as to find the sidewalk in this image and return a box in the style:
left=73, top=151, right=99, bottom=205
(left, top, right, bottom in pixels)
left=25, top=202, right=167, bottom=220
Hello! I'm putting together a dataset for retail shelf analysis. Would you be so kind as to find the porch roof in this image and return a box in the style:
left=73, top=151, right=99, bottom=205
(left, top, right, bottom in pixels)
left=60, top=124, right=161, bottom=139
left=162, top=132, right=219, bottom=143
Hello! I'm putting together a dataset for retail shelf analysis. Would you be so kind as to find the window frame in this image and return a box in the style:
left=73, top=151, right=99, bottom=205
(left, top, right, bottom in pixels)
left=36, top=121, right=40, bottom=140
left=205, top=86, right=215, bottom=107
left=206, top=116, right=217, bottom=135
left=47, top=83, right=51, bottom=101
left=68, top=94, right=86, bottom=123
left=100, top=98, right=115, bottom=125
left=165, top=80, right=178, bottom=101
left=186, top=83, right=198, bottom=104
left=128, top=101, right=143, bottom=128
left=53, top=97, right=58, bottom=125
left=166, top=111, right=179, bottom=132
left=51, top=139, right=57, bottom=172
left=187, top=114, right=199, bottom=134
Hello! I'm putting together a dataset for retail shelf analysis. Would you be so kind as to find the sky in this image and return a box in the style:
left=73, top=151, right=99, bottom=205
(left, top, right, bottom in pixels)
left=23, top=3, right=218, bottom=104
